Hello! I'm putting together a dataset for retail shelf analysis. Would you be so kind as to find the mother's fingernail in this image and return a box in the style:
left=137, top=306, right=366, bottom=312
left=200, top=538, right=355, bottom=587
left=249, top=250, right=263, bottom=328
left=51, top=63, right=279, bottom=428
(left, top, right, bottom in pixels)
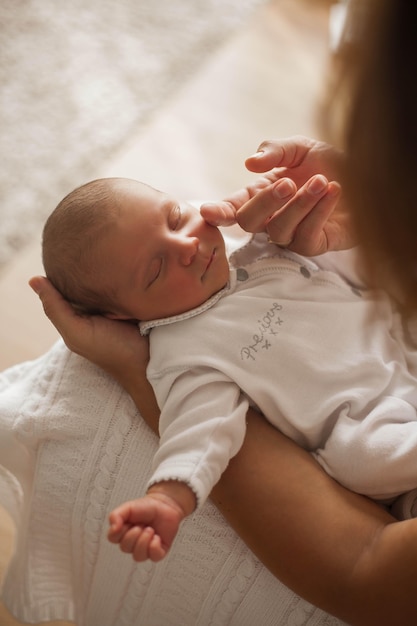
left=28, top=278, right=41, bottom=294
left=247, top=150, right=264, bottom=159
left=307, top=175, right=328, bottom=194
left=273, top=179, right=295, bottom=199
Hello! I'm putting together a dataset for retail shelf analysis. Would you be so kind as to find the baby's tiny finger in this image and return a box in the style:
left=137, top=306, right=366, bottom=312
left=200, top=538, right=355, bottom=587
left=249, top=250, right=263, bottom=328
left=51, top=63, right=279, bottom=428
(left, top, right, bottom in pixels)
left=200, top=202, right=236, bottom=226
left=132, top=527, right=156, bottom=562
left=108, top=521, right=131, bottom=543
left=120, top=526, right=143, bottom=554
left=148, top=534, right=167, bottom=562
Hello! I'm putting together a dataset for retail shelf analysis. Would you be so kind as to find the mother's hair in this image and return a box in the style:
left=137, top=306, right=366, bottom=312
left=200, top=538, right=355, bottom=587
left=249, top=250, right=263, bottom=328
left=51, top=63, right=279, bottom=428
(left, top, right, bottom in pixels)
left=322, top=0, right=417, bottom=312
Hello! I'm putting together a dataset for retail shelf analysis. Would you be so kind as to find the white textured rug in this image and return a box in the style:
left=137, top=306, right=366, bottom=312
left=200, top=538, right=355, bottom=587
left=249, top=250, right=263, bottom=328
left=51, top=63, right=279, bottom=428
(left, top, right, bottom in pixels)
left=0, top=0, right=264, bottom=271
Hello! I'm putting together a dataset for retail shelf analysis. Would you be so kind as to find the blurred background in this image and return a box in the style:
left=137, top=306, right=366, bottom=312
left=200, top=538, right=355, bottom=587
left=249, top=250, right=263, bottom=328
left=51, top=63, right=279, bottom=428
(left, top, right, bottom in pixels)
left=0, top=0, right=265, bottom=272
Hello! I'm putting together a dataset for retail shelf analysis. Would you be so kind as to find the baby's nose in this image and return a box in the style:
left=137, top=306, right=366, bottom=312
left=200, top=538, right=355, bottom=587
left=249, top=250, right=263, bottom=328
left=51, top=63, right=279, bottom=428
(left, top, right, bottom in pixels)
left=178, top=236, right=199, bottom=265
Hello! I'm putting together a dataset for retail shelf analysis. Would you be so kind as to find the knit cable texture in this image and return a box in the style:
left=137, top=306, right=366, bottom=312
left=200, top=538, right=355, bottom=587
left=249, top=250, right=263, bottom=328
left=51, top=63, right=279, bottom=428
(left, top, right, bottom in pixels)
left=0, top=340, right=345, bottom=625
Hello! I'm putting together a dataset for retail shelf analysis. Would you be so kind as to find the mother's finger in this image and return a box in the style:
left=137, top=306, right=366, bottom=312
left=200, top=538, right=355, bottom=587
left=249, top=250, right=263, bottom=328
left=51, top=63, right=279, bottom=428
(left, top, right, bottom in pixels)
left=29, top=275, right=80, bottom=331
left=290, top=183, right=350, bottom=256
left=265, top=175, right=329, bottom=246
left=236, top=178, right=297, bottom=233
left=245, top=136, right=314, bottom=174
left=29, top=275, right=100, bottom=357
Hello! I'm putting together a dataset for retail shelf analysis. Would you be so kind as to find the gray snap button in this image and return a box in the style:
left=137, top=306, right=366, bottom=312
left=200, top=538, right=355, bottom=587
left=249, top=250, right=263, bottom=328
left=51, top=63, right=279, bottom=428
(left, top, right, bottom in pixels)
left=236, top=268, right=249, bottom=281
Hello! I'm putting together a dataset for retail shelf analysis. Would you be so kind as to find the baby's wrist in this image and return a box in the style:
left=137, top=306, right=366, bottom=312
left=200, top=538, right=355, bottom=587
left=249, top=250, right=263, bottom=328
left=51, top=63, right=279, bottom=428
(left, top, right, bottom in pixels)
left=147, top=481, right=196, bottom=518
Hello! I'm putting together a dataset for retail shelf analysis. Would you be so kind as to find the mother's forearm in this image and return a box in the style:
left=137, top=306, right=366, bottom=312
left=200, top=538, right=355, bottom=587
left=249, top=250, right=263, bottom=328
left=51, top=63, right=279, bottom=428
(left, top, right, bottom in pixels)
left=121, top=370, right=160, bottom=434
left=211, top=409, right=417, bottom=626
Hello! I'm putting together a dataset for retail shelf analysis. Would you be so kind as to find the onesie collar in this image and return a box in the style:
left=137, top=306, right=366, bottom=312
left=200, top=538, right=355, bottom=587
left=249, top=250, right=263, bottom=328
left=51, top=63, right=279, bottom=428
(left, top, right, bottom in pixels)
left=139, top=274, right=235, bottom=336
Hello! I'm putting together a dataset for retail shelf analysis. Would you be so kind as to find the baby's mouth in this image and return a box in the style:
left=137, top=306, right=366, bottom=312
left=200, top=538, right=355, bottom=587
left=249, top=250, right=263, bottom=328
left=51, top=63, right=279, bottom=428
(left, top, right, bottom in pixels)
left=206, top=249, right=215, bottom=270
left=202, top=249, right=215, bottom=278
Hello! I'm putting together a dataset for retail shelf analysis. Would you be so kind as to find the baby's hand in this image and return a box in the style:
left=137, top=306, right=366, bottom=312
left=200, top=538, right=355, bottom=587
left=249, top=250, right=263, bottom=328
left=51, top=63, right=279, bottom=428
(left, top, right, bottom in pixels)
left=108, top=495, right=182, bottom=562
left=108, top=482, right=196, bottom=562
left=199, top=200, right=238, bottom=227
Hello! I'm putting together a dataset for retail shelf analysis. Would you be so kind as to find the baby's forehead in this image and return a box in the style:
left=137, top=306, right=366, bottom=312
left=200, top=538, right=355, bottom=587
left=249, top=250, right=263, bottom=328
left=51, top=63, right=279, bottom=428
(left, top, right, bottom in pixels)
left=120, top=180, right=188, bottom=216
left=117, top=180, right=169, bottom=211
left=115, top=178, right=163, bottom=199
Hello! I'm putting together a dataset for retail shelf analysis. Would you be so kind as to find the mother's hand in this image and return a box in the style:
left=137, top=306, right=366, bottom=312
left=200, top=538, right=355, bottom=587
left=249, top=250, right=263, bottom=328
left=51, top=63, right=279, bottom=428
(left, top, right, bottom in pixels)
left=29, top=276, right=149, bottom=386
left=30, top=275, right=160, bottom=431
left=245, top=135, right=344, bottom=183
left=201, top=136, right=355, bottom=256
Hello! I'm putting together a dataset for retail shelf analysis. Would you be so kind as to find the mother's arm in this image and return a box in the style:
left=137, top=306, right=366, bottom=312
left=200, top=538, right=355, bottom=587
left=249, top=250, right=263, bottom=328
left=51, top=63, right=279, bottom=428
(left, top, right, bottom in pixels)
left=212, top=410, right=417, bottom=626
left=29, top=277, right=417, bottom=626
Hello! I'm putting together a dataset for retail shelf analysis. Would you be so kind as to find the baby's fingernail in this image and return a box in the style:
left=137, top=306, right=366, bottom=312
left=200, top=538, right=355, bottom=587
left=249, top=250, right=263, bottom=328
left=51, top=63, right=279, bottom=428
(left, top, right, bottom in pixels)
left=273, top=179, right=295, bottom=199
left=307, top=175, right=328, bottom=194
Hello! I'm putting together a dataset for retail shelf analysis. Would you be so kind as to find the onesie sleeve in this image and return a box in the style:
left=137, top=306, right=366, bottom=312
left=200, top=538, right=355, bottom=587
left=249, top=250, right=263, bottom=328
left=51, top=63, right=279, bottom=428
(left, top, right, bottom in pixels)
left=147, top=366, right=249, bottom=509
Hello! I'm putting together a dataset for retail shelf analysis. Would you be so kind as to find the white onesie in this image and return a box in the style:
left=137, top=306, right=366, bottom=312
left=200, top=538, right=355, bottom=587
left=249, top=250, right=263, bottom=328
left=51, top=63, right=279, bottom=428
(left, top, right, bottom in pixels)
left=140, top=233, right=417, bottom=507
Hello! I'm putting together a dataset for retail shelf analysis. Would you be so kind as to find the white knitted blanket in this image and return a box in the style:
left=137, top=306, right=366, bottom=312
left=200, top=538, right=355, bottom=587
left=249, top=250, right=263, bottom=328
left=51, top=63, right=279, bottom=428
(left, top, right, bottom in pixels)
left=0, top=340, right=345, bottom=625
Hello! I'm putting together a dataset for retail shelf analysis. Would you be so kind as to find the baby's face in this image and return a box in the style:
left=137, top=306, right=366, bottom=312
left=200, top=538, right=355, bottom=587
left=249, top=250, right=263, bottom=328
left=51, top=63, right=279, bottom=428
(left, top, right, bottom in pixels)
left=102, top=179, right=230, bottom=321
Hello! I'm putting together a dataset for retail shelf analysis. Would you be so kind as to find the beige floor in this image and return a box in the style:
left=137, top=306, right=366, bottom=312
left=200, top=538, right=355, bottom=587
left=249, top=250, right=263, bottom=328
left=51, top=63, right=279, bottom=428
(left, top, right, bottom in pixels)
left=0, top=1, right=333, bottom=623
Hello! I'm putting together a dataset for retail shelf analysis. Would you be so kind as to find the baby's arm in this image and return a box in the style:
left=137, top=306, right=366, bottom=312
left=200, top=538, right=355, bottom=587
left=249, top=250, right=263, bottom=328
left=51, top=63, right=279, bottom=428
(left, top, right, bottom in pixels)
left=108, top=480, right=196, bottom=562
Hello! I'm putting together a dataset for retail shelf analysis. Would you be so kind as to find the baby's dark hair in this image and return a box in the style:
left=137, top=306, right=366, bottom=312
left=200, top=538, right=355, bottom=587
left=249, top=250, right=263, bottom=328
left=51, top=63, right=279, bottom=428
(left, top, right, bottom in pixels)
left=42, top=178, right=123, bottom=314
